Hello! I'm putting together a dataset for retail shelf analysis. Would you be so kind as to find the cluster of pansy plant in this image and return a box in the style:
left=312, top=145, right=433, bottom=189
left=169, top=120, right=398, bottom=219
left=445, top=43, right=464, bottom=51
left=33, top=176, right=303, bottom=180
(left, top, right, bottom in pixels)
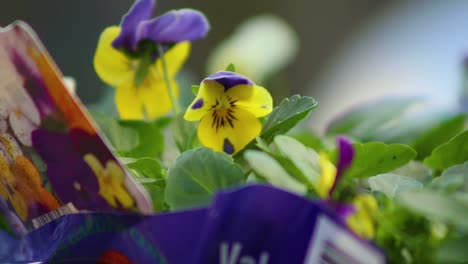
left=90, top=0, right=387, bottom=249
left=90, top=0, right=468, bottom=263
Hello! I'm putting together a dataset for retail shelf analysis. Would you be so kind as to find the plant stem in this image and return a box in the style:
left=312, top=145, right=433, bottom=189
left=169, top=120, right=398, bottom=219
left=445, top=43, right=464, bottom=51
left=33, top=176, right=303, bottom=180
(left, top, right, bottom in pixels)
left=157, top=44, right=180, bottom=115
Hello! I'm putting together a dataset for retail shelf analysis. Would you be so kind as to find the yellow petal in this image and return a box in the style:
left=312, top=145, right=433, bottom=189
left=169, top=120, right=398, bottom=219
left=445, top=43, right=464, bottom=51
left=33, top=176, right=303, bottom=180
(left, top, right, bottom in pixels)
left=138, top=76, right=178, bottom=119
left=115, top=84, right=145, bottom=120
left=93, top=26, right=134, bottom=87
left=226, top=85, right=273, bottom=117
left=317, top=153, right=337, bottom=198
left=347, top=194, right=378, bottom=239
left=184, top=80, right=225, bottom=121
left=198, top=108, right=261, bottom=154
left=154, top=42, right=191, bottom=77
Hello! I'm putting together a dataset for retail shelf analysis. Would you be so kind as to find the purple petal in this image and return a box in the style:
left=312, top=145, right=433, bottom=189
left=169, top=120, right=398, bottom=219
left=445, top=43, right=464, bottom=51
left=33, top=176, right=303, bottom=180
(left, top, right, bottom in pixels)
left=112, top=0, right=156, bottom=51
left=330, top=136, right=355, bottom=194
left=137, top=9, right=210, bottom=44
left=203, top=71, right=254, bottom=89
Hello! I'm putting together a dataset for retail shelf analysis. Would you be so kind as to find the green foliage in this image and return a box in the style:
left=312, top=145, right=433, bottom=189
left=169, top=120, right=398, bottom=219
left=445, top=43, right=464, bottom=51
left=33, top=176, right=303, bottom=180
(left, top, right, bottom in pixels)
left=225, top=63, right=236, bottom=72
left=337, top=142, right=416, bottom=179
left=91, top=111, right=164, bottom=158
left=397, top=189, right=468, bottom=232
left=436, top=236, right=468, bottom=263
left=368, top=174, right=423, bottom=198
left=430, top=162, right=468, bottom=194
left=191, top=85, right=200, bottom=95
left=375, top=197, right=439, bottom=263
left=411, top=114, right=465, bottom=160
left=127, top=157, right=166, bottom=212
left=91, top=111, right=138, bottom=152
left=119, top=120, right=164, bottom=158
left=261, top=95, right=317, bottom=143
left=165, top=148, right=246, bottom=210
left=325, top=97, right=419, bottom=140
left=424, top=130, right=468, bottom=173
left=288, top=129, right=326, bottom=152
left=172, top=113, right=198, bottom=152
left=244, top=150, right=307, bottom=195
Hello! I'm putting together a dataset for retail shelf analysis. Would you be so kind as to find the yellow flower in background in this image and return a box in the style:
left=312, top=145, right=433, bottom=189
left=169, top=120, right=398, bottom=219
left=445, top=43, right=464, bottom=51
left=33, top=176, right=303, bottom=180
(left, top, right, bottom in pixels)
left=94, top=27, right=189, bottom=119
left=93, top=0, right=209, bottom=119
left=83, top=154, right=134, bottom=208
left=185, top=71, right=273, bottom=155
left=317, top=152, right=337, bottom=198
left=347, top=194, right=379, bottom=240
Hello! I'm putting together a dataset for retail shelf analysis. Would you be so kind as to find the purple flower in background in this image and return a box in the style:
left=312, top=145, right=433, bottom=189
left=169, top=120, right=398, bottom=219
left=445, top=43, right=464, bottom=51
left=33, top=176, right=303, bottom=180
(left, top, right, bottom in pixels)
left=112, top=0, right=210, bottom=53
left=32, top=129, right=112, bottom=211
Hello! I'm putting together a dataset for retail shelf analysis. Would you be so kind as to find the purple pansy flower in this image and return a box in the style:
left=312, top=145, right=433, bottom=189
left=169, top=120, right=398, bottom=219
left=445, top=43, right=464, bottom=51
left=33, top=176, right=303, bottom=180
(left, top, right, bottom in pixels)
left=31, top=129, right=112, bottom=211
left=112, top=0, right=210, bottom=53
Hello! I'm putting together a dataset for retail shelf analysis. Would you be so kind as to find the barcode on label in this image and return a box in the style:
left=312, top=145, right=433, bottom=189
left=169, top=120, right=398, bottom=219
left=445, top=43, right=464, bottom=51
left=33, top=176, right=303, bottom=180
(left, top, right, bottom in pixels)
left=304, top=215, right=385, bottom=264
left=32, top=203, right=79, bottom=229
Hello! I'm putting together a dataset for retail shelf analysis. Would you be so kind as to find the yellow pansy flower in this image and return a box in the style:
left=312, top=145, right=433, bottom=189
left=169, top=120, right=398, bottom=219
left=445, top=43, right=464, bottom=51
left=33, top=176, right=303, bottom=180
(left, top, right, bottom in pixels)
left=184, top=71, right=273, bottom=155
left=94, top=26, right=189, bottom=119
left=83, top=154, right=134, bottom=208
left=347, top=194, right=379, bottom=240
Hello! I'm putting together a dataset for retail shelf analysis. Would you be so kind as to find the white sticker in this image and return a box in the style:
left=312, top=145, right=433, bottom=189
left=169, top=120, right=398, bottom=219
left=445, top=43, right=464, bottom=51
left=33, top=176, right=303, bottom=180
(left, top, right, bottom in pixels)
left=304, top=214, right=385, bottom=264
left=31, top=203, right=79, bottom=229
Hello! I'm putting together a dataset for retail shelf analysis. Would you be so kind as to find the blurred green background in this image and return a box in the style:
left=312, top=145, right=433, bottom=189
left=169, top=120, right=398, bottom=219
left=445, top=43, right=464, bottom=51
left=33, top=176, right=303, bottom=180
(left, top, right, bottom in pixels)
left=2, top=1, right=468, bottom=128
left=0, top=0, right=385, bottom=103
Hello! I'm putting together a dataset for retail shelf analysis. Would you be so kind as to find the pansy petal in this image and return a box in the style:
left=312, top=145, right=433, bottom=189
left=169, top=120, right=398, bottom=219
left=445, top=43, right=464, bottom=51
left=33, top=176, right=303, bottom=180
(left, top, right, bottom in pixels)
left=184, top=80, right=225, bottom=121
left=94, top=26, right=135, bottom=87
left=332, top=136, right=355, bottom=193
left=203, top=71, right=254, bottom=89
left=318, top=152, right=337, bottom=198
left=154, top=42, right=191, bottom=77
left=198, top=108, right=261, bottom=154
left=227, top=85, right=273, bottom=117
left=137, top=9, right=209, bottom=44
left=138, top=77, right=178, bottom=118
left=115, top=84, right=144, bottom=120
left=112, top=0, right=155, bottom=51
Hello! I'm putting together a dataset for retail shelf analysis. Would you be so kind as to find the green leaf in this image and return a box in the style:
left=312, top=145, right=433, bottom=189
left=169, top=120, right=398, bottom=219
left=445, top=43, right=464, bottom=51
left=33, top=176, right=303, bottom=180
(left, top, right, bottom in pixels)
left=368, top=173, right=423, bottom=198
left=430, top=162, right=468, bottom=193
left=154, top=116, right=174, bottom=130
left=127, top=157, right=163, bottom=180
left=225, top=63, right=236, bottom=72
left=127, top=158, right=167, bottom=212
left=288, top=129, right=326, bottom=152
left=165, top=148, right=245, bottom=210
left=244, top=150, right=307, bottom=194
left=90, top=111, right=138, bottom=152
left=397, top=189, right=468, bottom=232
left=424, top=130, right=468, bottom=172
left=119, top=120, right=164, bottom=158
left=172, top=113, right=199, bottom=152
left=261, top=95, right=317, bottom=143
left=326, top=97, right=419, bottom=140
left=272, top=135, right=321, bottom=188
left=411, top=114, right=465, bottom=160
left=143, top=183, right=168, bottom=212
left=191, top=85, right=200, bottom=95
left=340, top=142, right=417, bottom=179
